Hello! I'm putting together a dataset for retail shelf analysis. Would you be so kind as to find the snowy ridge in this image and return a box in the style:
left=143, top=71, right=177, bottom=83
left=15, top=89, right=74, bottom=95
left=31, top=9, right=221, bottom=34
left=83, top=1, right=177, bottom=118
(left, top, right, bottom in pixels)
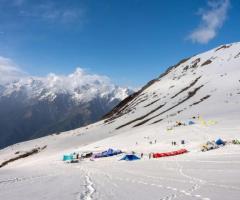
left=1, top=68, right=131, bottom=103
left=104, top=42, right=240, bottom=129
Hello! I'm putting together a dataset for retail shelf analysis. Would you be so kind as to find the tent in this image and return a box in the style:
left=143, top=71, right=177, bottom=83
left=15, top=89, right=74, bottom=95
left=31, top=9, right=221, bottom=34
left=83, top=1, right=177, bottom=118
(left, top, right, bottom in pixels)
left=81, top=152, right=93, bottom=158
left=198, top=116, right=217, bottom=126
left=63, top=154, right=73, bottom=161
left=232, top=139, right=240, bottom=144
left=215, top=138, right=225, bottom=146
left=120, top=154, right=140, bottom=161
left=188, top=121, right=195, bottom=125
left=153, top=149, right=188, bottom=158
left=201, top=141, right=219, bottom=152
left=93, top=148, right=122, bottom=158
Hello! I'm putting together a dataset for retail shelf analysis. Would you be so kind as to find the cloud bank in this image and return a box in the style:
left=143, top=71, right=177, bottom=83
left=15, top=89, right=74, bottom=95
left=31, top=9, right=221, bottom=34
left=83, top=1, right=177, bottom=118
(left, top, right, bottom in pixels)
left=0, top=56, right=112, bottom=90
left=42, top=68, right=115, bottom=97
left=0, top=56, right=130, bottom=101
left=0, top=57, right=131, bottom=103
left=188, top=0, right=230, bottom=44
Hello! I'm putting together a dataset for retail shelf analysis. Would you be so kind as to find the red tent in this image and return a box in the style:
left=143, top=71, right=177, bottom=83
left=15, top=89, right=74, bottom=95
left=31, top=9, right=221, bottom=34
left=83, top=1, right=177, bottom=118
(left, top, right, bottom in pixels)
left=153, top=149, right=188, bottom=158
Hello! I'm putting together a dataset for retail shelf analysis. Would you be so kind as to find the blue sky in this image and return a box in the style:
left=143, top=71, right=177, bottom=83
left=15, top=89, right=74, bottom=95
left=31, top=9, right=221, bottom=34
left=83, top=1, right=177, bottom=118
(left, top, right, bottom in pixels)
left=0, top=0, right=239, bottom=87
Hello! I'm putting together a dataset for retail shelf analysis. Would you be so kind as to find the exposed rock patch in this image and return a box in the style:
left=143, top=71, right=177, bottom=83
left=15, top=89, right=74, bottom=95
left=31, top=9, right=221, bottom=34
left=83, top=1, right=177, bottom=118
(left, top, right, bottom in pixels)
left=201, top=59, right=212, bottom=66
left=215, top=44, right=231, bottom=52
left=116, top=103, right=166, bottom=129
left=171, top=76, right=201, bottom=99
left=190, top=95, right=211, bottom=106
left=0, top=146, right=47, bottom=168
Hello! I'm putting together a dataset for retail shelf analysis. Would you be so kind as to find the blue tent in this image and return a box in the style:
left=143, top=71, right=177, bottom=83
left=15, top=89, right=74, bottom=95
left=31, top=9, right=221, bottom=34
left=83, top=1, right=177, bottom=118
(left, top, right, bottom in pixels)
left=215, top=138, right=225, bottom=145
left=188, top=121, right=195, bottom=125
left=120, top=154, right=140, bottom=161
left=94, top=148, right=122, bottom=158
left=63, top=154, right=73, bottom=161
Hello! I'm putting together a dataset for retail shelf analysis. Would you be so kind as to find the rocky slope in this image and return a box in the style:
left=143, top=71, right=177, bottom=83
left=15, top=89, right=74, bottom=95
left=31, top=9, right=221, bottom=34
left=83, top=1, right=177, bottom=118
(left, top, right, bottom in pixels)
left=103, top=42, right=240, bottom=130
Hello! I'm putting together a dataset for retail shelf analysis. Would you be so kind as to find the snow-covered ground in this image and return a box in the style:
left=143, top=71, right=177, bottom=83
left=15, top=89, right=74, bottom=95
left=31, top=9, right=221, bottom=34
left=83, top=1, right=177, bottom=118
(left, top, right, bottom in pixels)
left=1, top=42, right=240, bottom=200
left=1, top=137, right=240, bottom=200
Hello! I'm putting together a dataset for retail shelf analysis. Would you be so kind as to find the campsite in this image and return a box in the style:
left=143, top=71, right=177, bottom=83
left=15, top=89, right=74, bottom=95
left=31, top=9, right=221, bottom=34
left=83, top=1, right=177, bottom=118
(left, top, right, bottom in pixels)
left=1, top=38, right=240, bottom=200
left=1, top=117, right=240, bottom=200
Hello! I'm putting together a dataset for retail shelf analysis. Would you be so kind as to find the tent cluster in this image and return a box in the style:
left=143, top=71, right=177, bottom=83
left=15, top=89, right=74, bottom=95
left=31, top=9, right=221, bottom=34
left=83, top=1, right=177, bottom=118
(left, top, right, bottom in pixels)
left=198, top=116, right=217, bottom=126
left=153, top=149, right=188, bottom=158
left=93, top=148, right=122, bottom=158
left=167, top=120, right=195, bottom=131
left=63, top=148, right=123, bottom=163
left=232, top=139, right=240, bottom=144
left=175, top=120, right=195, bottom=127
left=166, top=116, right=218, bottom=132
left=201, top=138, right=225, bottom=152
left=63, top=151, right=92, bottom=163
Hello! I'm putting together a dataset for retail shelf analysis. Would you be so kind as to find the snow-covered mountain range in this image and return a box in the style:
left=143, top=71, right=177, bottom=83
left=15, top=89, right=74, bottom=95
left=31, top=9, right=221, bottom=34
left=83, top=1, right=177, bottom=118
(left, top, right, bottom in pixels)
left=0, top=68, right=132, bottom=149
left=0, top=42, right=240, bottom=200
left=1, top=68, right=130, bottom=103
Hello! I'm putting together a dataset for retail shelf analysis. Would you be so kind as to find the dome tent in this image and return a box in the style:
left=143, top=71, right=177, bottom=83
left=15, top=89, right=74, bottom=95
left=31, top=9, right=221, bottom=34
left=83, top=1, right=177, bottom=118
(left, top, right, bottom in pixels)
left=120, top=154, right=140, bottom=161
left=188, top=121, right=195, bottom=125
left=215, top=138, right=225, bottom=146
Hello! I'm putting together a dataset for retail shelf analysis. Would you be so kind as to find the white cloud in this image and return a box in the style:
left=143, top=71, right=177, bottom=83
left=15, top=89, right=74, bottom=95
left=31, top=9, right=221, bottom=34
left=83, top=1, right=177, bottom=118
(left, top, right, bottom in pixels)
left=40, top=68, right=130, bottom=102
left=188, top=0, right=230, bottom=44
left=18, top=2, right=85, bottom=24
left=43, top=68, right=114, bottom=97
left=0, top=57, right=26, bottom=84
left=0, top=57, right=112, bottom=90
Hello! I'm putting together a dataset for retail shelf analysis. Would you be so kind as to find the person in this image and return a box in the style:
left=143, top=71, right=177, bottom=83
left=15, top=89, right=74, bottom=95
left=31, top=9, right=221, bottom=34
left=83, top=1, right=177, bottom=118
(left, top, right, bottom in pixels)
left=155, top=139, right=157, bottom=144
left=141, top=153, right=144, bottom=158
left=149, top=153, right=151, bottom=159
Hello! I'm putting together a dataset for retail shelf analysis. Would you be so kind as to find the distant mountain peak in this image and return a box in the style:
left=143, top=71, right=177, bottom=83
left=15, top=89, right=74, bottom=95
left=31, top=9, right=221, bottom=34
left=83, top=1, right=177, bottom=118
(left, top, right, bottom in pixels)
left=0, top=68, right=132, bottom=103
left=0, top=68, right=133, bottom=149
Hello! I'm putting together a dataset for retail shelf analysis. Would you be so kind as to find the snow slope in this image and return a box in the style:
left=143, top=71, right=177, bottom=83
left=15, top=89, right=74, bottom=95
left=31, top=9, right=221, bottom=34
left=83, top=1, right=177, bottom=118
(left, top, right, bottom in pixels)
left=0, top=42, right=240, bottom=200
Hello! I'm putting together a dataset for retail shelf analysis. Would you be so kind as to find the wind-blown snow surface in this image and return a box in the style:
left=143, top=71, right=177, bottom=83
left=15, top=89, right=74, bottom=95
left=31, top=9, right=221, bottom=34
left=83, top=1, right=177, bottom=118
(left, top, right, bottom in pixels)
left=1, top=42, right=240, bottom=200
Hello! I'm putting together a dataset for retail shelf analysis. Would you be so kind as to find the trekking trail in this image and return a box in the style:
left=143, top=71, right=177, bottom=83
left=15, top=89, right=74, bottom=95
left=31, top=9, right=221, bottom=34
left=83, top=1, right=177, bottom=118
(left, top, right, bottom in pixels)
left=78, top=168, right=96, bottom=200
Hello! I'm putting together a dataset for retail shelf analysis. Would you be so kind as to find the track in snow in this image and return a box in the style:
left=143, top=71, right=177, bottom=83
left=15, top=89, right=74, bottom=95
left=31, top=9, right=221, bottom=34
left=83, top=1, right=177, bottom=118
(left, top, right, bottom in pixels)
left=78, top=170, right=96, bottom=200
left=82, top=160, right=213, bottom=200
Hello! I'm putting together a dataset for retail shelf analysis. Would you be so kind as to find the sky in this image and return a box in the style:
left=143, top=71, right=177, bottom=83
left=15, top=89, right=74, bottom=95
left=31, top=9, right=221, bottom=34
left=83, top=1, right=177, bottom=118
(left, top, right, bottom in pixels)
left=0, top=0, right=239, bottom=88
